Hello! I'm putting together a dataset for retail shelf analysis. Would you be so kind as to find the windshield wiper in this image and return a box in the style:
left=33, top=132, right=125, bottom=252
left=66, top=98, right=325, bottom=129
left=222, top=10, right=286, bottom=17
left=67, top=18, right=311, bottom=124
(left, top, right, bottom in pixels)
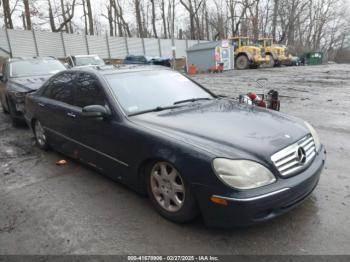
left=173, top=97, right=212, bottom=105
left=128, top=105, right=181, bottom=117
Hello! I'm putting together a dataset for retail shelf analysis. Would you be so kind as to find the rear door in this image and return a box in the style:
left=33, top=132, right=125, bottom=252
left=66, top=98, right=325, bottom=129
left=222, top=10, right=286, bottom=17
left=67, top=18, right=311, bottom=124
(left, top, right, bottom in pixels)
left=36, top=72, right=80, bottom=154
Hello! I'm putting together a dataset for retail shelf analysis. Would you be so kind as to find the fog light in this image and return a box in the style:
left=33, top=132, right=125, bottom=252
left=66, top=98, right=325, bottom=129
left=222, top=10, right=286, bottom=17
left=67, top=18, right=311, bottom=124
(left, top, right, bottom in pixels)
left=210, top=196, right=228, bottom=206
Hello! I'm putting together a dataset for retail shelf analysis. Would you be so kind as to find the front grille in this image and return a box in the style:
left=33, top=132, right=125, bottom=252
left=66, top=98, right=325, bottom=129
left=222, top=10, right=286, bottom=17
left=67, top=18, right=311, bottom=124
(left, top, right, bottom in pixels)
left=271, top=135, right=316, bottom=177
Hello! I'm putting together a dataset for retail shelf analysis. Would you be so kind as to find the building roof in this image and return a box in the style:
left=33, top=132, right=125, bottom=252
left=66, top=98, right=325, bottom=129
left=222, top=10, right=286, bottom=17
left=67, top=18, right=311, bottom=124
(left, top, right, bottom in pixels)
left=187, top=41, right=221, bottom=52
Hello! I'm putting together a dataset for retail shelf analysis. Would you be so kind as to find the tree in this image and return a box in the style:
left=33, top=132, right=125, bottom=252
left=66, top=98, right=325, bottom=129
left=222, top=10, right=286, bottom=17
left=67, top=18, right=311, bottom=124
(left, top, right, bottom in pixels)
left=160, top=0, right=168, bottom=38
left=113, top=0, right=131, bottom=37
left=85, top=0, right=94, bottom=35
left=150, top=0, right=158, bottom=38
left=48, top=0, right=76, bottom=32
left=106, top=0, right=114, bottom=36
left=135, top=0, right=144, bottom=37
left=2, top=0, right=14, bottom=29
left=23, top=0, right=32, bottom=30
left=180, top=0, right=204, bottom=39
left=248, top=0, right=260, bottom=40
left=82, top=0, right=88, bottom=34
left=272, top=0, right=278, bottom=40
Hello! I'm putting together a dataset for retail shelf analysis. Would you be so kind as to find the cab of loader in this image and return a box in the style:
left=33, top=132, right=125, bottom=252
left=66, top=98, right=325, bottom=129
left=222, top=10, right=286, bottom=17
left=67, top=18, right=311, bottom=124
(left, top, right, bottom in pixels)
left=258, top=38, right=290, bottom=67
left=229, top=36, right=269, bottom=70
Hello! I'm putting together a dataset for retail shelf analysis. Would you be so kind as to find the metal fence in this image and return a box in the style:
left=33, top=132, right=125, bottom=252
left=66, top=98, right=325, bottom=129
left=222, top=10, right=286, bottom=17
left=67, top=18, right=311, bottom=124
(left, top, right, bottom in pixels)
left=0, top=29, right=206, bottom=59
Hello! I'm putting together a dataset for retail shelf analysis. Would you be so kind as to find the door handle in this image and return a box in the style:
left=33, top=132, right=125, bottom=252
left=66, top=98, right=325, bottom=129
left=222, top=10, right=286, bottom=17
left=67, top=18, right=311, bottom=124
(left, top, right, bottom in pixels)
left=38, top=102, right=45, bottom=107
left=67, top=112, right=76, bottom=118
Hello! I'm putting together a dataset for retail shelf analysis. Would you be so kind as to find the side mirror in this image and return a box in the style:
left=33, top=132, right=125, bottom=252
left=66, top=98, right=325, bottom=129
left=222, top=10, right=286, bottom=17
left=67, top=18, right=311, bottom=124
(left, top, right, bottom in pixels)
left=0, top=74, right=3, bottom=82
left=82, top=105, right=110, bottom=119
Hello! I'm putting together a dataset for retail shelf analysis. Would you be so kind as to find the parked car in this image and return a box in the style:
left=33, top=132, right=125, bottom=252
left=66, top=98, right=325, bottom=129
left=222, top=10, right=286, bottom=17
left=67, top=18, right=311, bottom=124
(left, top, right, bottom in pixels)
left=0, top=57, right=66, bottom=126
left=24, top=66, right=326, bottom=227
left=64, top=55, right=105, bottom=68
left=151, top=57, right=171, bottom=67
left=123, top=55, right=171, bottom=67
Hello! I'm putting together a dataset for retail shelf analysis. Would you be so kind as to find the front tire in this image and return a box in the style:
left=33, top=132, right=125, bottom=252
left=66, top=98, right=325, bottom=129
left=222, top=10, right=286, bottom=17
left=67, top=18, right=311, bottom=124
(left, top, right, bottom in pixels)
left=34, top=120, right=49, bottom=150
left=146, top=161, right=198, bottom=223
left=1, top=96, right=9, bottom=114
left=235, top=55, right=249, bottom=70
left=7, top=98, right=24, bottom=127
left=266, top=54, right=275, bottom=68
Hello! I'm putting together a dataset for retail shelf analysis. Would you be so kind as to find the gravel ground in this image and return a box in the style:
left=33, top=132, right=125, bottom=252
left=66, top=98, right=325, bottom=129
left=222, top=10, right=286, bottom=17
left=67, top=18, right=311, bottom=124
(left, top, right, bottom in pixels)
left=0, top=63, right=349, bottom=255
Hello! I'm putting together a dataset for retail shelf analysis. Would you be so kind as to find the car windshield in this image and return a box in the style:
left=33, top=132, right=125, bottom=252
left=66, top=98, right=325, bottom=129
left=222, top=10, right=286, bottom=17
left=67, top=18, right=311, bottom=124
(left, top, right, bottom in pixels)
left=10, top=60, right=66, bottom=77
left=106, top=70, right=213, bottom=115
left=74, top=56, right=105, bottom=66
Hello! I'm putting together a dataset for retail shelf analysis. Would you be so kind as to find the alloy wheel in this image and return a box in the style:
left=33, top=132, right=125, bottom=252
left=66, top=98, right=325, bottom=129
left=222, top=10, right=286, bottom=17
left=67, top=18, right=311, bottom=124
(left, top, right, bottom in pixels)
left=35, top=121, right=47, bottom=147
left=150, top=162, right=185, bottom=212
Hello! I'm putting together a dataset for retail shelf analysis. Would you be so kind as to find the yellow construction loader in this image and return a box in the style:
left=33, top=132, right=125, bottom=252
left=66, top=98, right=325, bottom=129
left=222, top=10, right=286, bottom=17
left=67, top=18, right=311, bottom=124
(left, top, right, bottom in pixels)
left=257, top=38, right=291, bottom=67
left=229, top=36, right=270, bottom=70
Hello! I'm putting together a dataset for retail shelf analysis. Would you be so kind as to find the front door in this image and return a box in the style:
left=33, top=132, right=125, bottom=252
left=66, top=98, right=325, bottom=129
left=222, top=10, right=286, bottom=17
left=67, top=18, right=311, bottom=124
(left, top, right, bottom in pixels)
left=68, top=72, right=128, bottom=180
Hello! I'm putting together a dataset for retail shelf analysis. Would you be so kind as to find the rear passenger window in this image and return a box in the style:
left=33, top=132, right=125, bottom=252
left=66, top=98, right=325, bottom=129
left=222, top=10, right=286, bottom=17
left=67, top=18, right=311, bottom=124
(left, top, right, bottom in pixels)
left=42, top=73, right=75, bottom=105
left=74, top=73, right=106, bottom=108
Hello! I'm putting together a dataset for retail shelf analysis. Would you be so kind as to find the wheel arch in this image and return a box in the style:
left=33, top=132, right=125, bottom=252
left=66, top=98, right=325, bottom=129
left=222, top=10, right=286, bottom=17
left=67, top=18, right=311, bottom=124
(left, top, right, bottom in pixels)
left=136, top=157, right=166, bottom=194
left=4, top=93, right=12, bottom=112
left=30, top=118, right=37, bottom=131
left=135, top=154, right=197, bottom=195
left=236, top=52, right=252, bottom=61
left=1, top=93, right=10, bottom=113
left=267, top=51, right=278, bottom=60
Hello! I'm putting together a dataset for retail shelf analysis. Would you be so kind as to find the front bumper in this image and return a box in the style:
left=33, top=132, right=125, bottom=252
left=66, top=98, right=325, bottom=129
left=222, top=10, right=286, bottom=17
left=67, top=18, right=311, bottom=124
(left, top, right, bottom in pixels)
left=194, top=146, right=326, bottom=228
left=7, top=93, right=26, bottom=119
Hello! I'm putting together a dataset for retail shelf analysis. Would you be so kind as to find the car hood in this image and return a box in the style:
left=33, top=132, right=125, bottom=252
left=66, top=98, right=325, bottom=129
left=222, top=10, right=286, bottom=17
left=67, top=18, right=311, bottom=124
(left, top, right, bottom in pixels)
left=131, top=99, right=309, bottom=161
left=9, top=75, right=51, bottom=92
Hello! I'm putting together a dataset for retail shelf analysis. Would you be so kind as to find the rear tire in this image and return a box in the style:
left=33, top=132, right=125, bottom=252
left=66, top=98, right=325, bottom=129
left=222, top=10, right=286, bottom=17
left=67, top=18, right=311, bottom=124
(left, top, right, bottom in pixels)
left=145, top=161, right=198, bottom=223
left=34, top=120, right=49, bottom=150
left=235, top=55, right=249, bottom=70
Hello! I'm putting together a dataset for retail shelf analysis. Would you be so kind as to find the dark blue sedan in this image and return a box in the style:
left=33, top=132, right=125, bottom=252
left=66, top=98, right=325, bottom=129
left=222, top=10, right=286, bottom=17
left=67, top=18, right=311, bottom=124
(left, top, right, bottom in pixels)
left=24, top=65, right=326, bottom=227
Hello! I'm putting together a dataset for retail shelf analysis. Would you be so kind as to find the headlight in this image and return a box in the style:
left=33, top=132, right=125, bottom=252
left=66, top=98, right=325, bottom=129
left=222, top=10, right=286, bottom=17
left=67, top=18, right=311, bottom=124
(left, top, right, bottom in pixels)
left=9, top=91, right=26, bottom=102
left=304, top=121, right=321, bottom=152
left=213, top=159, right=276, bottom=190
left=9, top=91, right=25, bottom=98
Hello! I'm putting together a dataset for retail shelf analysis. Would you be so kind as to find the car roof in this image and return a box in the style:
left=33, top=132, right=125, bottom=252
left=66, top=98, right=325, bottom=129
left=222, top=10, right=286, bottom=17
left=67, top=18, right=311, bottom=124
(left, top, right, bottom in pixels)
left=8, top=56, right=57, bottom=63
left=71, top=54, right=100, bottom=58
left=73, top=64, right=170, bottom=76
